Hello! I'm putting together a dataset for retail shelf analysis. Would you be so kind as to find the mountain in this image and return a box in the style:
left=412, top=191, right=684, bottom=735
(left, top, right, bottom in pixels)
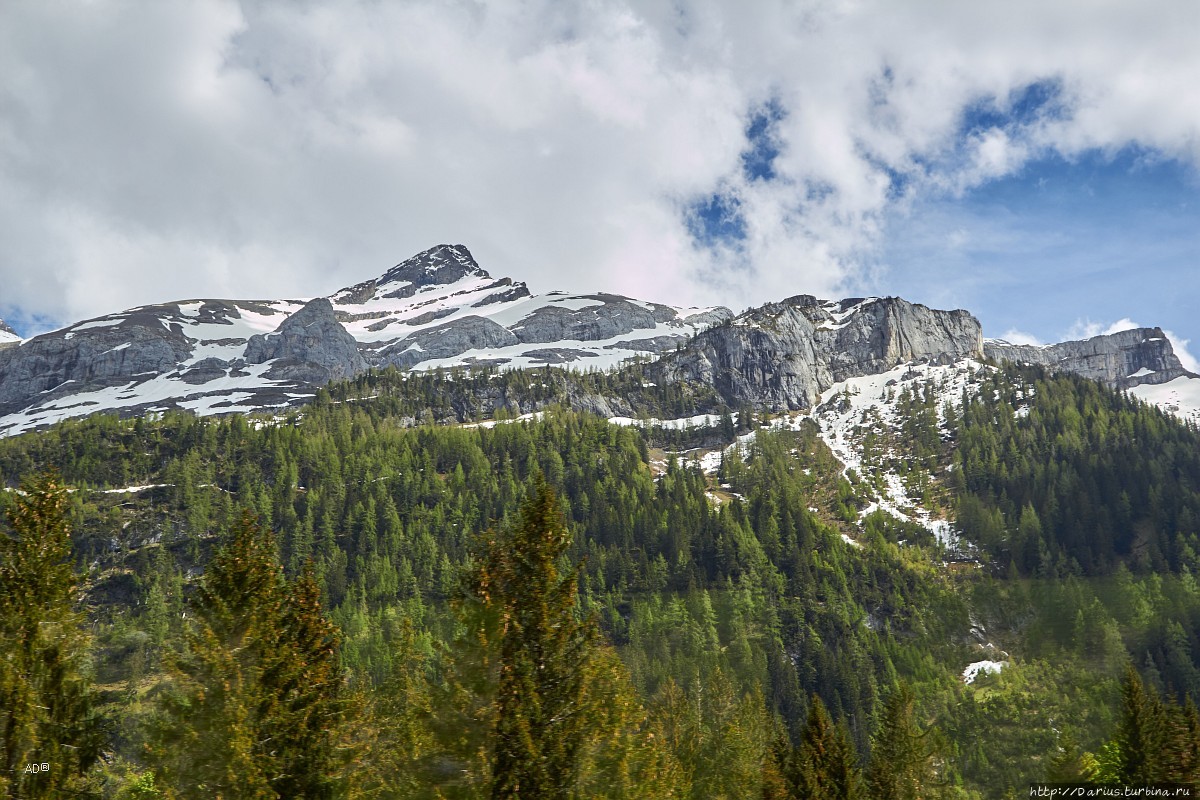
left=7, top=248, right=1200, bottom=798
left=0, top=244, right=729, bottom=435
left=653, top=293, right=982, bottom=410
left=0, top=242, right=1196, bottom=436
left=0, top=318, right=18, bottom=348
left=984, top=328, right=1191, bottom=389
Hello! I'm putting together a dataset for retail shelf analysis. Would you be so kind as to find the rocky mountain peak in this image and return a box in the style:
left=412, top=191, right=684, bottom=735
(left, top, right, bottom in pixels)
left=379, top=243, right=488, bottom=288
left=333, top=244, right=493, bottom=304
left=0, top=318, right=18, bottom=347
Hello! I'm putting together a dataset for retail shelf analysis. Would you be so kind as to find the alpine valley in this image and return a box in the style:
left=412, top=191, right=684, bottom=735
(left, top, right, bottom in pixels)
left=4, top=244, right=1200, bottom=799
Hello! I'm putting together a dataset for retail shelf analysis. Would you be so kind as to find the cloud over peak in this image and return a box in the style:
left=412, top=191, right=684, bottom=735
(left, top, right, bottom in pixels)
left=1, top=0, right=1198, bottom=332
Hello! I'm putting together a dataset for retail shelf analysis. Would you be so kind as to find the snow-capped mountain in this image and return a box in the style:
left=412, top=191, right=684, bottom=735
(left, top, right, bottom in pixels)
left=0, top=242, right=1196, bottom=437
left=0, top=319, right=19, bottom=348
left=0, top=245, right=729, bottom=435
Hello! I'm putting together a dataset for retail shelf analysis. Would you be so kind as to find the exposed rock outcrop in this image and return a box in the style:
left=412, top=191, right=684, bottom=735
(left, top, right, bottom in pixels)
left=984, top=328, right=1193, bottom=389
left=375, top=316, right=519, bottom=369
left=245, top=297, right=366, bottom=383
left=0, top=314, right=195, bottom=415
left=653, top=295, right=983, bottom=411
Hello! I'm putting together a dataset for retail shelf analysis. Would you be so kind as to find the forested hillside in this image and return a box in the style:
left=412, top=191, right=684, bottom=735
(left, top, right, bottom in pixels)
left=3, top=362, right=1200, bottom=797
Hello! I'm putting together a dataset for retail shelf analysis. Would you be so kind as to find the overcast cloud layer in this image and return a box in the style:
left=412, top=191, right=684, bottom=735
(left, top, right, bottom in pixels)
left=1, top=0, right=1198, bottom=336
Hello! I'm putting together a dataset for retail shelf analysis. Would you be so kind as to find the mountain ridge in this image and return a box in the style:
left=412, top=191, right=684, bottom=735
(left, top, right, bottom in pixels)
left=0, top=243, right=1195, bottom=436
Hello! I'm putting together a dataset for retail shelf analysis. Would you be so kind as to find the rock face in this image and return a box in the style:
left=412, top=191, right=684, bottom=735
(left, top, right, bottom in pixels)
left=245, top=297, right=366, bottom=383
left=376, top=316, right=519, bottom=370
left=984, top=328, right=1193, bottom=389
left=512, top=294, right=683, bottom=344
left=654, top=295, right=984, bottom=410
left=2, top=241, right=1194, bottom=437
left=0, top=313, right=196, bottom=414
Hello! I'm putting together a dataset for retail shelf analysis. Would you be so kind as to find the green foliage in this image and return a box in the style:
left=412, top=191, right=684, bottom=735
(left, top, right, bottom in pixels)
left=1100, top=662, right=1200, bottom=786
left=147, top=512, right=350, bottom=799
left=771, top=695, right=862, bottom=800
left=5, top=361, right=1200, bottom=796
left=866, top=684, right=938, bottom=800
left=0, top=473, right=103, bottom=799
left=952, top=366, right=1200, bottom=577
left=472, top=475, right=600, bottom=799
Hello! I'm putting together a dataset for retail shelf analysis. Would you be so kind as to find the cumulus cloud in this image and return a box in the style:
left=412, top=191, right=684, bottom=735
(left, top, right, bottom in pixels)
left=998, top=329, right=1044, bottom=347
left=1, top=0, right=1199, bottom=331
left=1165, top=331, right=1200, bottom=374
left=1067, top=317, right=1142, bottom=341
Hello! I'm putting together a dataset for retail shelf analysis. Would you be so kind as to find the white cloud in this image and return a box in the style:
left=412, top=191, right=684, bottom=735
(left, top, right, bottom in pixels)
left=1165, top=331, right=1200, bottom=374
left=1, top=0, right=1199, bottom=331
left=1066, top=317, right=1143, bottom=341
left=999, top=329, right=1043, bottom=347
left=1065, top=319, right=1105, bottom=340
left=1103, top=318, right=1141, bottom=335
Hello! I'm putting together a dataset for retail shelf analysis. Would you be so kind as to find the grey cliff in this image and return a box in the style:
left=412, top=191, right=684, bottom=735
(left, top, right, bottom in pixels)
left=0, top=313, right=196, bottom=415
left=653, top=295, right=983, bottom=411
left=245, top=297, right=366, bottom=383
left=984, top=328, right=1193, bottom=389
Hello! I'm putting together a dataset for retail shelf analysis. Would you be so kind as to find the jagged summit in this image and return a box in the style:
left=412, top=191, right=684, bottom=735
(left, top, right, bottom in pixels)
left=380, top=243, right=488, bottom=287
left=0, top=318, right=18, bottom=346
left=331, top=243, right=524, bottom=306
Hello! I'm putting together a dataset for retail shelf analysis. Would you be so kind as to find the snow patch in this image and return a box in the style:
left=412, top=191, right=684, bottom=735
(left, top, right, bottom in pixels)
left=1129, top=375, right=1200, bottom=426
left=962, top=660, right=1008, bottom=684
left=810, top=360, right=990, bottom=554
left=100, top=483, right=171, bottom=494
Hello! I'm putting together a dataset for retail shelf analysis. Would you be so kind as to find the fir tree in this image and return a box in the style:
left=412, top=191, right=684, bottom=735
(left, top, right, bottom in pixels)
left=0, top=474, right=103, bottom=799
left=1116, top=663, right=1167, bottom=785
left=1044, top=733, right=1097, bottom=784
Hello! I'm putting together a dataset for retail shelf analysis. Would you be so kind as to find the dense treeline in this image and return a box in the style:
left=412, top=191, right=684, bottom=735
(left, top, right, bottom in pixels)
left=3, top=363, right=1200, bottom=795
left=950, top=366, right=1200, bottom=576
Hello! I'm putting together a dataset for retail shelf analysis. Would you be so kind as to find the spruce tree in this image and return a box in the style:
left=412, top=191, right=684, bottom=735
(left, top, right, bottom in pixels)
left=472, top=474, right=599, bottom=799
left=0, top=474, right=102, bottom=799
left=1044, top=733, right=1098, bottom=784
left=768, top=696, right=862, bottom=800
left=795, top=695, right=861, bottom=800
left=1116, top=663, right=1167, bottom=784
left=149, top=512, right=349, bottom=799
left=866, top=684, right=934, bottom=800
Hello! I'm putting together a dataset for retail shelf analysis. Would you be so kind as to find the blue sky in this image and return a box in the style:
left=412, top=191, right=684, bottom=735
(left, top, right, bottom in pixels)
left=1, top=1, right=1198, bottom=363
left=880, top=150, right=1200, bottom=354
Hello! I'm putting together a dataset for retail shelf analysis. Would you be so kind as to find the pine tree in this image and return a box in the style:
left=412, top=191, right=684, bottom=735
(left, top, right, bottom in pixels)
left=357, top=619, right=436, bottom=800
left=472, top=474, right=599, bottom=799
left=0, top=474, right=103, bottom=799
left=1044, top=733, right=1097, bottom=783
left=267, top=564, right=349, bottom=799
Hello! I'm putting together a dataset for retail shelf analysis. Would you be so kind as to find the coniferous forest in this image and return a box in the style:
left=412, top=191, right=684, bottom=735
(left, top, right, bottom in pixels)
left=4, top=363, right=1200, bottom=797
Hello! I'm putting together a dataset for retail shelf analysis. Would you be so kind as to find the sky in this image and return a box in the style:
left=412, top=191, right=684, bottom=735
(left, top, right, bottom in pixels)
left=1, top=0, right=1197, bottom=363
